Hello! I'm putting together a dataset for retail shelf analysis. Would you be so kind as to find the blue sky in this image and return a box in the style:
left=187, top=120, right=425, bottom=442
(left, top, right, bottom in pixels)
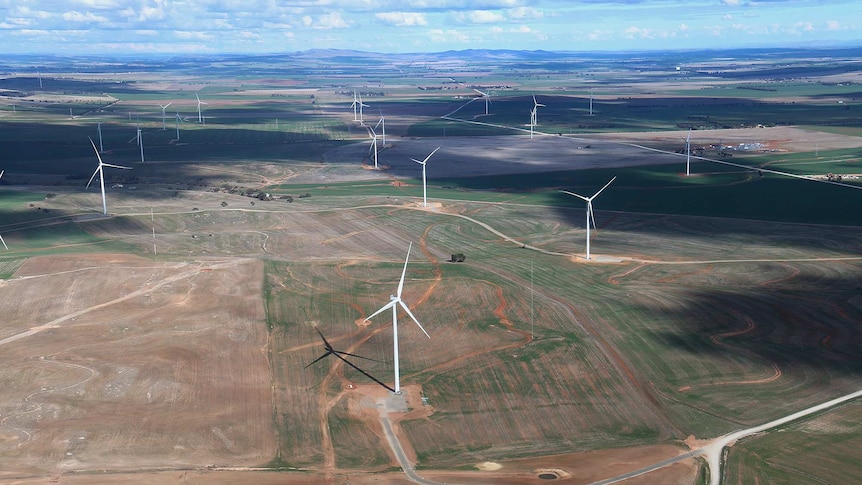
left=0, top=1, right=858, bottom=55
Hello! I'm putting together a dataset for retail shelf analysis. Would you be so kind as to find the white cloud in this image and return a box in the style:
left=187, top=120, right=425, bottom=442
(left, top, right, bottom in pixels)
left=825, top=20, right=841, bottom=31
left=73, top=0, right=120, bottom=9
left=623, top=26, right=653, bottom=39
left=722, top=14, right=733, bottom=21
left=375, top=12, right=428, bottom=27
left=457, top=10, right=506, bottom=24
left=428, top=28, right=469, bottom=43
left=508, top=7, right=543, bottom=19
left=175, top=31, right=213, bottom=41
left=306, top=11, right=349, bottom=30
left=62, top=11, right=108, bottom=23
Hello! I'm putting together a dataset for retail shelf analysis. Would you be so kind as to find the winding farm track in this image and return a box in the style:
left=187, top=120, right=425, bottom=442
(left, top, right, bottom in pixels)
left=590, top=390, right=862, bottom=485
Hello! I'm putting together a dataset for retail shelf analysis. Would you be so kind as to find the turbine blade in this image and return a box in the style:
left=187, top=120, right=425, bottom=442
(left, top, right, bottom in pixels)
left=88, top=137, right=105, bottom=166
left=165, top=102, right=172, bottom=109
left=399, top=300, right=430, bottom=338
left=333, top=349, right=381, bottom=363
left=396, top=242, right=412, bottom=298
left=589, top=203, right=597, bottom=231
left=332, top=352, right=395, bottom=393
left=314, top=327, right=333, bottom=351
left=591, top=176, right=617, bottom=199
left=304, top=350, right=334, bottom=369
left=0, top=233, right=7, bottom=250
left=560, top=190, right=589, bottom=202
left=102, top=163, right=132, bottom=170
left=411, top=158, right=424, bottom=165
left=86, top=166, right=101, bottom=189
left=365, top=300, right=396, bottom=322
left=422, top=146, right=441, bottom=164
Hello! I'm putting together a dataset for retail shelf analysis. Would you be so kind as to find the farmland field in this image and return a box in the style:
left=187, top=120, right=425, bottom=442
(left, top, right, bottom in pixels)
left=1, top=48, right=861, bottom=484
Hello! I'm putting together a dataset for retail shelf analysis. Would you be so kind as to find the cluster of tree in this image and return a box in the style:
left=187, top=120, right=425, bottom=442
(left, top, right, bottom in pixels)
left=826, top=173, right=844, bottom=182
left=449, top=253, right=466, bottom=263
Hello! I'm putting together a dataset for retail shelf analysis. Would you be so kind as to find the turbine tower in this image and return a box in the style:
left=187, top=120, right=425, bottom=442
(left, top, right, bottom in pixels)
left=375, top=112, right=386, bottom=146
left=357, top=92, right=369, bottom=125
left=411, top=147, right=440, bottom=208
left=158, top=102, right=172, bottom=130
left=175, top=112, right=182, bottom=141
left=532, top=95, right=545, bottom=125
left=560, top=177, right=616, bottom=260
left=351, top=90, right=359, bottom=122
left=364, top=242, right=430, bottom=394
left=473, top=88, right=491, bottom=115
left=589, top=89, right=594, bottom=116
left=367, top=125, right=379, bottom=169
left=685, top=128, right=692, bottom=176
left=138, top=129, right=145, bottom=163
left=86, top=137, right=132, bottom=215
left=195, top=93, right=207, bottom=124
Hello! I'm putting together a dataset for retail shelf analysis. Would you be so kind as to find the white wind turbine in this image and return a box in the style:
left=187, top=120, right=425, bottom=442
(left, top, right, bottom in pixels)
left=684, top=128, right=692, bottom=176
left=364, top=242, right=430, bottom=394
left=530, top=95, right=545, bottom=139
left=351, top=90, right=359, bottom=122
left=375, top=112, right=386, bottom=146
left=195, top=93, right=207, bottom=123
left=411, top=147, right=440, bottom=208
left=560, top=176, right=616, bottom=260
left=532, top=95, right=545, bottom=124
left=357, top=92, right=369, bottom=125
left=138, top=129, right=145, bottom=163
left=158, top=102, right=172, bottom=130
left=0, top=170, right=6, bottom=249
left=473, top=88, right=491, bottom=115
left=175, top=112, right=182, bottom=141
left=367, top=125, right=380, bottom=169
left=86, top=137, right=132, bottom=215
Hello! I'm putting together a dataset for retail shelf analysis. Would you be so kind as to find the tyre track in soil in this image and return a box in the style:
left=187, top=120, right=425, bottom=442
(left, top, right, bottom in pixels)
left=431, top=249, right=685, bottom=439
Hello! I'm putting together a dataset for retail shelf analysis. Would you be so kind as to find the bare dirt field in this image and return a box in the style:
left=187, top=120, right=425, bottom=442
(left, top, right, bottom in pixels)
left=0, top=254, right=274, bottom=479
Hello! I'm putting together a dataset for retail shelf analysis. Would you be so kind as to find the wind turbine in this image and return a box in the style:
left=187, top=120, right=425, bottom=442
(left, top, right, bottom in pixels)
left=684, top=128, right=692, bottom=176
left=411, top=147, right=440, bottom=208
left=305, top=327, right=395, bottom=393
left=357, top=92, right=369, bottom=125
left=138, top=129, right=145, bottom=163
left=158, top=102, right=172, bottom=130
left=529, top=95, right=545, bottom=139
left=0, top=170, right=6, bottom=249
left=560, top=176, right=616, bottom=260
left=364, top=242, right=430, bottom=394
left=195, top=93, right=207, bottom=124
left=532, top=95, right=545, bottom=124
left=375, top=112, right=386, bottom=146
left=86, top=137, right=132, bottom=215
left=473, top=88, right=491, bottom=115
left=367, top=125, right=380, bottom=169
left=175, top=112, right=182, bottom=141
left=350, top=90, right=359, bottom=122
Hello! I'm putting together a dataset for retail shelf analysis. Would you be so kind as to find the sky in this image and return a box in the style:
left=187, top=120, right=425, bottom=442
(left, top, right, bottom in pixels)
left=0, top=0, right=859, bottom=55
